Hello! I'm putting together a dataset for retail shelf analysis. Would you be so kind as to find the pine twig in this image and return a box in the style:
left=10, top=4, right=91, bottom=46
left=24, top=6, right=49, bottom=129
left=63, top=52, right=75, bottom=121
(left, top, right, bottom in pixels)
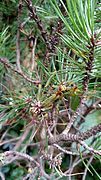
left=24, top=0, right=51, bottom=50
left=1, top=151, right=40, bottom=166
left=82, top=35, right=95, bottom=92
left=44, top=123, right=101, bottom=156
left=81, top=123, right=101, bottom=140
left=48, top=123, right=101, bottom=145
left=14, top=126, right=32, bottom=150
left=79, top=140, right=101, bottom=156
left=62, top=96, right=88, bottom=134
left=53, top=144, right=79, bottom=156
left=0, top=57, right=41, bottom=85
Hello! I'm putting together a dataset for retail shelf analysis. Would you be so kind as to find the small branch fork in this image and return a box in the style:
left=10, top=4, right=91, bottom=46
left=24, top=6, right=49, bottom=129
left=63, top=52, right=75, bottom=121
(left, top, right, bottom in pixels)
left=0, top=57, right=40, bottom=85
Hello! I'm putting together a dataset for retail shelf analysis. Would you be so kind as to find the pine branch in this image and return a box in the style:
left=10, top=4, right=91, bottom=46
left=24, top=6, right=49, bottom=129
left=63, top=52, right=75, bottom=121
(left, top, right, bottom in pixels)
left=82, top=35, right=95, bottom=92
left=46, top=123, right=101, bottom=146
left=81, top=123, right=101, bottom=140
left=24, top=0, right=51, bottom=50
left=45, top=123, right=101, bottom=155
left=24, top=0, right=62, bottom=61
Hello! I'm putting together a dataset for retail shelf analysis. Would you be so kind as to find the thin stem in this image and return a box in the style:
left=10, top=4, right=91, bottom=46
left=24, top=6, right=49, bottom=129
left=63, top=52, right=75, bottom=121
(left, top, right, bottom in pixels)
left=2, top=151, right=40, bottom=167
left=0, top=57, right=41, bottom=85
left=79, top=140, right=101, bottom=156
